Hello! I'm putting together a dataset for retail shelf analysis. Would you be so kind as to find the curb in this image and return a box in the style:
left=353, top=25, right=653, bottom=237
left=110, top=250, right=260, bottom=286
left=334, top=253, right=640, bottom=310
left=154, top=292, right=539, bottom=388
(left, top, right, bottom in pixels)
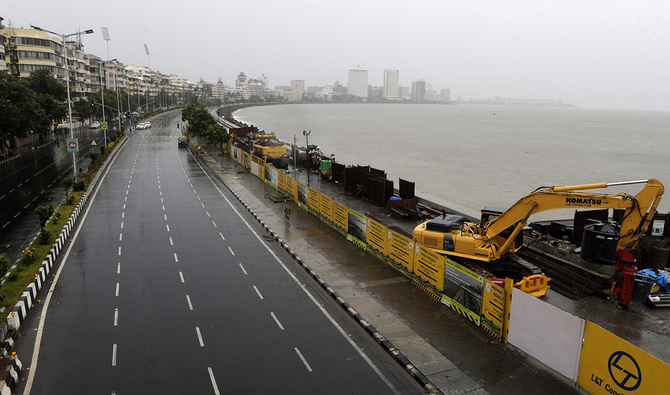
left=198, top=152, right=443, bottom=395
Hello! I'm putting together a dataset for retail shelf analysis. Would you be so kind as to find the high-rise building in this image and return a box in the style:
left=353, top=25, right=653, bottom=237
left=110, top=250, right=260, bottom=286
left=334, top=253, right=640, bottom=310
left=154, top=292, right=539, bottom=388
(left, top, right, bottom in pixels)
left=440, top=89, right=451, bottom=103
left=347, top=69, right=368, bottom=98
left=411, top=80, right=426, bottom=101
left=290, top=80, right=305, bottom=92
left=383, top=69, right=399, bottom=99
left=236, top=72, right=247, bottom=88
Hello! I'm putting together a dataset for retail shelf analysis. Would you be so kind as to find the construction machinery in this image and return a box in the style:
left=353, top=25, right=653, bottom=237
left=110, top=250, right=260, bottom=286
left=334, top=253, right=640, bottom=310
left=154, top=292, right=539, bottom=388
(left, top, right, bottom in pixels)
left=413, top=179, right=664, bottom=306
left=230, top=126, right=290, bottom=169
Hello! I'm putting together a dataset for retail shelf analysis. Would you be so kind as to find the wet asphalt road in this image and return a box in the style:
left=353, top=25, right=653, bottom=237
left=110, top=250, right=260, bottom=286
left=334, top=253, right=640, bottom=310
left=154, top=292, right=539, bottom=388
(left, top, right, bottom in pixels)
left=20, top=112, right=422, bottom=394
left=0, top=128, right=106, bottom=264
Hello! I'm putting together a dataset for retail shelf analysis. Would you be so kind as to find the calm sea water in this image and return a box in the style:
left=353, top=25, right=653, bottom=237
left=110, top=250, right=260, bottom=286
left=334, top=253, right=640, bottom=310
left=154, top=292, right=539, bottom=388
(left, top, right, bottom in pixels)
left=235, top=104, right=670, bottom=220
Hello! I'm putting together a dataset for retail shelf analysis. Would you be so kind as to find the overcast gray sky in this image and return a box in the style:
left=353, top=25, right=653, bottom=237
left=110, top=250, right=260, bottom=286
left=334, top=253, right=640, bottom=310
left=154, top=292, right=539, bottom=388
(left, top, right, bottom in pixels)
left=5, top=0, right=670, bottom=111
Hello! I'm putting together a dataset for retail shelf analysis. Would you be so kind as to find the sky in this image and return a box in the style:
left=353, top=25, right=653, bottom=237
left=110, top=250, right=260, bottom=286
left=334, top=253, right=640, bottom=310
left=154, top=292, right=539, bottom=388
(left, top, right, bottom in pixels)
left=4, top=0, right=670, bottom=111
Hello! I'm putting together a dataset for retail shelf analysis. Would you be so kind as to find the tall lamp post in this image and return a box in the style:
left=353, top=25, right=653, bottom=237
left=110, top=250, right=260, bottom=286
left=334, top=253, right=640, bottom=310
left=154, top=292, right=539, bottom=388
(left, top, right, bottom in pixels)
left=31, top=25, right=94, bottom=181
left=303, top=130, right=311, bottom=186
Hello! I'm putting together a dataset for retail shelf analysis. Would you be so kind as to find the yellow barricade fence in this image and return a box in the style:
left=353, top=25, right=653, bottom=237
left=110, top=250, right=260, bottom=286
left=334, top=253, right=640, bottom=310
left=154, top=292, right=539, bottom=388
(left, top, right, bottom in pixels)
left=278, top=171, right=287, bottom=194
left=577, top=321, right=670, bottom=395
left=366, top=217, right=388, bottom=257
left=285, top=175, right=296, bottom=200
left=441, top=257, right=485, bottom=325
left=320, top=194, right=333, bottom=223
left=265, top=165, right=279, bottom=189
left=308, top=187, right=320, bottom=214
left=413, top=244, right=445, bottom=296
left=481, top=279, right=507, bottom=342
left=388, top=230, right=414, bottom=273
left=296, top=183, right=309, bottom=210
left=332, top=201, right=348, bottom=234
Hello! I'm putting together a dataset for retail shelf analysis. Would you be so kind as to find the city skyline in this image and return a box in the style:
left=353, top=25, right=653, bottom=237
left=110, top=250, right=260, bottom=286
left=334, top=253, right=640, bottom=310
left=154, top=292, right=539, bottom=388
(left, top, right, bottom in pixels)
left=3, top=1, right=670, bottom=111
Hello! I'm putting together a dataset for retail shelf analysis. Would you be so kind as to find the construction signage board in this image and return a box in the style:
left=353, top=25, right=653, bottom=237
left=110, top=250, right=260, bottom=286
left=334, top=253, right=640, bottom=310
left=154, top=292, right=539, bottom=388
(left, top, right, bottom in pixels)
left=296, top=183, right=309, bottom=210
left=332, top=201, right=348, bottom=234
left=481, top=279, right=506, bottom=341
left=366, top=217, right=388, bottom=256
left=388, top=230, right=414, bottom=272
left=264, top=165, right=278, bottom=189
left=285, top=176, right=296, bottom=200
left=101, top=122, right=108, bottom=130
left=413, top=244, right=444, bottom=293
left=441, top=258, right=484, bottom=325
left=577, top=321, right=670, bottom=395
left=320, top=194, right=333, bottom=222
left=277, top=171, right=286, bottom=193
left=308, top=187, right=320, bottom=214
left=347, top=209, right=367, bottom=249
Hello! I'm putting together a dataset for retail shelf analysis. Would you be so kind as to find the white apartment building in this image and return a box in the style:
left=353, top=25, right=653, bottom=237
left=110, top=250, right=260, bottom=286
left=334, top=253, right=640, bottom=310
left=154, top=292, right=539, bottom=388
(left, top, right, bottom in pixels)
left=383, top=69, right=399, bottom=99
left=347, top=69, right=368, bottom=98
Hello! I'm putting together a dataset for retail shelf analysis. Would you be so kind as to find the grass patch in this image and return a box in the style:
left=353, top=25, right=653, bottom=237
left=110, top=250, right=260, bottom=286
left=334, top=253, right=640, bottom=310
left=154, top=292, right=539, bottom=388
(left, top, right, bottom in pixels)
left=0, top=190, right=85, bottom=323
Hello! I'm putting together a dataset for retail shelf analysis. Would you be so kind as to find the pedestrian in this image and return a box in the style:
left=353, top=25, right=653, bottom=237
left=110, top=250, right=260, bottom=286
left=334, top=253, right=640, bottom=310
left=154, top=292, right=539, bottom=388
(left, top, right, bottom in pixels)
left=284, top=204, right=291, bottom=226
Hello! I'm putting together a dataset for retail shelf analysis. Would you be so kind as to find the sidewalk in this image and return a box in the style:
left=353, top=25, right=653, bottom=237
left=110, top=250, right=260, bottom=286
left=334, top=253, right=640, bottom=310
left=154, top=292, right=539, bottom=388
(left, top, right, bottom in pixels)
left=198, top=149, right=580, bottom=395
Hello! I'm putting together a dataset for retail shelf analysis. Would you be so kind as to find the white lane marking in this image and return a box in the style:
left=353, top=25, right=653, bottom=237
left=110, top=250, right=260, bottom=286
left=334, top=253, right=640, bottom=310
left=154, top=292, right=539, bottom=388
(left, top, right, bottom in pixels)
left=115, top=283, right=120, bottom=296
left=197, top=196, right=201, bottom=201
left=208, top=368, right=221, bottom=395
left=112, top=344, right=117, bottom=367
left=14, top=212, right=20, bottom=218
left=191, top=154, right=402, bottom=395
left=195, top=327, right=205, bottom=347
left=206, top=211, right=211, bottom=217
left=271, top=312, right=284, bottom=330
left=114, top=309, right=119, bottom=326
left=23, top=204, right=29, bottom=209
left=160, top=191, right=163, bottom=196
left=164, top=214, right=167, bottom=221
left=117, top=263, right=121, bottom=274
left=295, top=348, right=313, bottom=372
left=193, top=189, right=197, bottom=194
left=121, top=222, right=124, bottom=229
left=169, top=237, right=174, bottom=246
left=219, top=232, right=225, bottom=241
left=159, top=185, right=161, bottom=190
left=228, top=246, right=235, bottom=256
left=174, top=253, right=179, bottom=263
left=162, top=205, right=165, bottom=211
left=126, top=190, right=128, bottom=195
left=166, top=224, right=170, bottom=232
left=190, top=183, right=193, bottom=188
left=179, top=272, right=185, bottom=283
left=161, top=198, right=164, bottom=203
left=239, top=263, right=247, bottom=275
left=127, top=185, right=130, bottom=189
left=2, top=221, right=9, bottom=228
left=123, top=204, right=126, bottom=209
left=186, top=295, right=193, bottom=310
left=122, top=212, right=125, bottom=218
left=201, top=202, right=205, bottom=208
left=119, top=233, right=123, bottom=241
left=118, top=246, right=122, bottom=256
left=253, top=285, right=264, bottom=300
left=212, top=220, right=217, bottom=228
left=125, top=196, right=127, bottom=202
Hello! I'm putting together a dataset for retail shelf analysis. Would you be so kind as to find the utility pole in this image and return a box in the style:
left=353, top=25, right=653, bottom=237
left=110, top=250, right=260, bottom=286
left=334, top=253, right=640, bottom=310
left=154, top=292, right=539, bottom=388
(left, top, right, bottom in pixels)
left=303, top=130, right=311, bottom=187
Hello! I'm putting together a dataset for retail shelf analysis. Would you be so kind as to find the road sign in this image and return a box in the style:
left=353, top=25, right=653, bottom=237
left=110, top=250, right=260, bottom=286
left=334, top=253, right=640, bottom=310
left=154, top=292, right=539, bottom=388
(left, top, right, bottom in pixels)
left=101, top=122, right=108, bottom=130
left=67, top=138, right=79, bottom=152
left=113, top=126, right=117, bottom=131
left=91, top=139, right=98, bottom=147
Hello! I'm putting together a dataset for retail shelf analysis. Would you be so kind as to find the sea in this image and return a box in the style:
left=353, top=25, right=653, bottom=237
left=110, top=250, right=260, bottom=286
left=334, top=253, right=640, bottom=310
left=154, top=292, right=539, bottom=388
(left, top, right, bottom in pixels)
left=234, top=103, right=670, bottom=221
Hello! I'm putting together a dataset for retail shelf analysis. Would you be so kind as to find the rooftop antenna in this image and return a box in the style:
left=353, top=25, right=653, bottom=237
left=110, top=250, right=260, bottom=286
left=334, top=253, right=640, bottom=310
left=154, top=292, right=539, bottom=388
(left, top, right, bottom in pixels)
left=101, top=26, right=110, bottom=61
left=144, top=44, right=150, bottom=69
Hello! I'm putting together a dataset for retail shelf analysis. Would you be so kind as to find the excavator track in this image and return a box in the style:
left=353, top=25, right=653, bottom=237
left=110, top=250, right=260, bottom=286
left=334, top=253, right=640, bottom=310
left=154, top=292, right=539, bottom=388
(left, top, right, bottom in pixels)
left=506, top=253, right=544, bottom=275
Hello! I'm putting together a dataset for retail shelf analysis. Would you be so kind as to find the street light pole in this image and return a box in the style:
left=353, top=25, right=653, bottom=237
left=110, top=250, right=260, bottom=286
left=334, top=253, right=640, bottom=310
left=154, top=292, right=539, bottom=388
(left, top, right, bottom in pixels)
left=303, top=130, right=311, bottom=187
left=32, top=25, right=94, bottom=181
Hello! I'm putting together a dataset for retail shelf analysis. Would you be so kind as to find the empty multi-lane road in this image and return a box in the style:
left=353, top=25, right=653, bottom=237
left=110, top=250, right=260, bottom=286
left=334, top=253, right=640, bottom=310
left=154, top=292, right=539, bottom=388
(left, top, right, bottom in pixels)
left=19, top=112, right=421, bottom=394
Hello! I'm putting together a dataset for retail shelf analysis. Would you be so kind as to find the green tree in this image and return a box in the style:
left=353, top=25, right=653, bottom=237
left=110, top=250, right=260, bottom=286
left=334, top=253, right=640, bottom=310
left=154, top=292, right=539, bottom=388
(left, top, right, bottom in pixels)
left=63, top=177, right=73, bottom=196
left=205, top=124, right=230, bottom=156
left=35, top=204, right=55, bottom=229
left=0, top=73, right=47, bottom=141
left=26, top=69, right=67, bottom=130
left=74, top=98, right=93, bottom=124
left=0, top=253, right=11, bottom=279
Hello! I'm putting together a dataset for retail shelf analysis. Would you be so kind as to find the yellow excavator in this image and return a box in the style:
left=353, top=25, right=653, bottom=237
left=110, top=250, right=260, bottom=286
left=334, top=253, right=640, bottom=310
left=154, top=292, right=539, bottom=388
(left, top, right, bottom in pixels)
left=413, top=179, right=664, bottom=306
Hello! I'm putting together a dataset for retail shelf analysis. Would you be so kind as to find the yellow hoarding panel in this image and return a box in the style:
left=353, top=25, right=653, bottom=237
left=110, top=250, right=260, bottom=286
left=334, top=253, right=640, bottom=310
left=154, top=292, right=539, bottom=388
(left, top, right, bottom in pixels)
left=296, top=183, right=309, bottom=210
left=577, top=321, right=670, bottom=395
left=332, top=201, right=348, bottom=233
left=265, top=165, right=278, bottom=189
left=320, top=194, right=333, bottom=222
left=308, top=187, right=320, bottom=214
left=366, top=217, right=388, bottom=256
left=413, top=244, right=444, bottom=293
left=481, top=279, right=506, bottom=342
left=278, top=171, right=287, bottom=194
left=388, top=231, right=414, bottom=272
left=285, top=176, right=296, bottom=200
